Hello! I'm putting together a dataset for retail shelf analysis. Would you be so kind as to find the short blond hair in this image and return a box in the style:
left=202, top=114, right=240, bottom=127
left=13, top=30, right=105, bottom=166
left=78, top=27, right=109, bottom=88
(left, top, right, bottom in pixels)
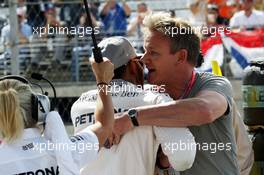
left=143, top=12, right=200, bottom=66
left=0, top=79, right=36, bottom=142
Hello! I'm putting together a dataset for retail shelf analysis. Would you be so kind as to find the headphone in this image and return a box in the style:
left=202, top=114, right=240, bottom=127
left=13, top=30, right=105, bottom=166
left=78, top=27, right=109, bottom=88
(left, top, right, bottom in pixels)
left=0, top=75, right=51, bottom=125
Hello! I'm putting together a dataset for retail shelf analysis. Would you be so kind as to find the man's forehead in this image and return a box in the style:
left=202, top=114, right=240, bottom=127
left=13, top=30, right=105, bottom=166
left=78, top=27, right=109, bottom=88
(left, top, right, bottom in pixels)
left=144, top=31, right=169, bottom=48
left=144, top=37, right=154, bottom=50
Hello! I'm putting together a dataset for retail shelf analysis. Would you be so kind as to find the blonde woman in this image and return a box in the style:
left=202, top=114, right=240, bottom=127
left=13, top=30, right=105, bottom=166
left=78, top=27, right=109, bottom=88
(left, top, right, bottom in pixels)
left=0, top=58, right=114, bottom=175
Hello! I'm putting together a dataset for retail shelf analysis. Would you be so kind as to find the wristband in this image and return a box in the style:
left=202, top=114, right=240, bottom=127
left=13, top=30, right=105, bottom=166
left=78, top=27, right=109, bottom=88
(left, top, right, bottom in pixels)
left=97, top=82, right=109, bottom=87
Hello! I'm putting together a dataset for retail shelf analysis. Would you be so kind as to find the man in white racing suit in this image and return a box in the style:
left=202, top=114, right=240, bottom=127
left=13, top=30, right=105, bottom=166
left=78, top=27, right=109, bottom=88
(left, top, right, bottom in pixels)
left=71, top=36, right=196, bottom=175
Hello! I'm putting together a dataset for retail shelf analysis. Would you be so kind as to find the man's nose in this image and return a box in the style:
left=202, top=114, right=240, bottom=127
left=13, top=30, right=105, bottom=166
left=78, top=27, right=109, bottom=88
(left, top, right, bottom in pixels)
left=140, top=53, right=149, bottom=64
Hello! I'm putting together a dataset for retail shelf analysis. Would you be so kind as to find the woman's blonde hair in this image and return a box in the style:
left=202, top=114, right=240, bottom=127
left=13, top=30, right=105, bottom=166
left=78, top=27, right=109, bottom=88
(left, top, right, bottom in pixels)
left=0, top=79, right=36, bottom=142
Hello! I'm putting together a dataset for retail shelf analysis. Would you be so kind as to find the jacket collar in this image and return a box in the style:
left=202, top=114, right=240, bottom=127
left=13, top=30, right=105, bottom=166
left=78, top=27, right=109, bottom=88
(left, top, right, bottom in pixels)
left=1, top=128, right=41, bottom=146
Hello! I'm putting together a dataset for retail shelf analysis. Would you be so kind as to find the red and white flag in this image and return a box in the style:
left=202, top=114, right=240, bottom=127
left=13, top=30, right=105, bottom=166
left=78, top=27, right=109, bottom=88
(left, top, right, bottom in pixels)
left=198, top=28, right=264, bottom=78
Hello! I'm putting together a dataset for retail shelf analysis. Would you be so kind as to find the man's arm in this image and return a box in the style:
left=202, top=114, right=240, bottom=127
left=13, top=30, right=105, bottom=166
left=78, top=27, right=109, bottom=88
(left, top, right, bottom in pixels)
left=121, top=1, right=131, bottom=17
left=127, top=18, right=138, bottom=36
left=18, top=30, right=29, bottom=44
left=137, top=90, right=228, bottom=127
left=189, top=0, right=206, bottom=15
left=88, top=58, right=114, bottom=147
left=100, top=2, right=112, bottom=17
left=89, top=85, right=114, bottom=147
left=113, top=90, right=228, bottom=136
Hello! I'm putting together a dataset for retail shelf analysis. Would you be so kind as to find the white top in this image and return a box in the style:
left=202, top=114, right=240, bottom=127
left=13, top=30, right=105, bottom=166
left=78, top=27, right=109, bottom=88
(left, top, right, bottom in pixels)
left=71, top=80, right=196, bottom=175
left=1, top=23, right=32, bottom=45
left=0, top=111, right=99, bottom=175
left=229, top=10, right=264, bottom=28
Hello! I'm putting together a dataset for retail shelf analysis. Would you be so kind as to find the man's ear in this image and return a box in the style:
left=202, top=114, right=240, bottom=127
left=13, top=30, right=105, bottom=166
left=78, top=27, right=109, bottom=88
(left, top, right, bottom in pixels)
left=174, top=49, right=188, bottom=64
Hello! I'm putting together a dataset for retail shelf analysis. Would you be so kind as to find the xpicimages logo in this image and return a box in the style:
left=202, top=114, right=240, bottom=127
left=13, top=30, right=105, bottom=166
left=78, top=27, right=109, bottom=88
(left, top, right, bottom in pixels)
left=164, top=25, right=231, bottom=37
left=33, top=24, right=100, bottom=37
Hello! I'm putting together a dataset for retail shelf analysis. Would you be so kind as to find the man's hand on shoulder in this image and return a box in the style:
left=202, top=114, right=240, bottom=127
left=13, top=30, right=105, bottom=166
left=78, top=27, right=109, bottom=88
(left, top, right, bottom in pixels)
left=112, top=113, right=133, bottom=144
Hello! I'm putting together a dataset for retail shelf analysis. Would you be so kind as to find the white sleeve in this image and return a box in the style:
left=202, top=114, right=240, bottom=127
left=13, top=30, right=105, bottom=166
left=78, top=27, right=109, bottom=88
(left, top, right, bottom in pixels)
left=153, top=93, right=196, bottom=171
left=44, top=111, right=80, bottom=175
left=1, top=26, right=9, bottom=44
left=154, top=126, right=196, bottom=171
left=44, top=111, right=99, bottom=173
left=260, top=12, right=264, bottom=26
left=70, top=126, right=99, bottom=169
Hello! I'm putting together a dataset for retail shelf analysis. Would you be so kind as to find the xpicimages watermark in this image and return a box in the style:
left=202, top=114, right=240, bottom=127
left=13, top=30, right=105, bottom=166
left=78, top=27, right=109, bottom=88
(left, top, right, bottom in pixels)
left=164, top=25, right=231, bottom=37
left=32, top=139, right=99, bottom=154
left=163, top=140, right=232, bottom=154
left=33, top=24, right=100, bottom=37
left=95, top=82, right=166, bottom=95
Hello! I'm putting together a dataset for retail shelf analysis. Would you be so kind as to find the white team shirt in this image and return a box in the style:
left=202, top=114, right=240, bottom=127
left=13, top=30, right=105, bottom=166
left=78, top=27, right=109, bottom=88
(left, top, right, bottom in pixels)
left=230, top=10, right=264, bottom=28
left=0, top=111, right=99, bottom=175
left=71, top=80, right=196, bottom=175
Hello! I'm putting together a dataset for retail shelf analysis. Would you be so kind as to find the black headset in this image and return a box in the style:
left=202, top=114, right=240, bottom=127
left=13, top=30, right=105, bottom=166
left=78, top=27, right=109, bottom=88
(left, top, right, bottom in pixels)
left=0, top=75, right=51, bottom=125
